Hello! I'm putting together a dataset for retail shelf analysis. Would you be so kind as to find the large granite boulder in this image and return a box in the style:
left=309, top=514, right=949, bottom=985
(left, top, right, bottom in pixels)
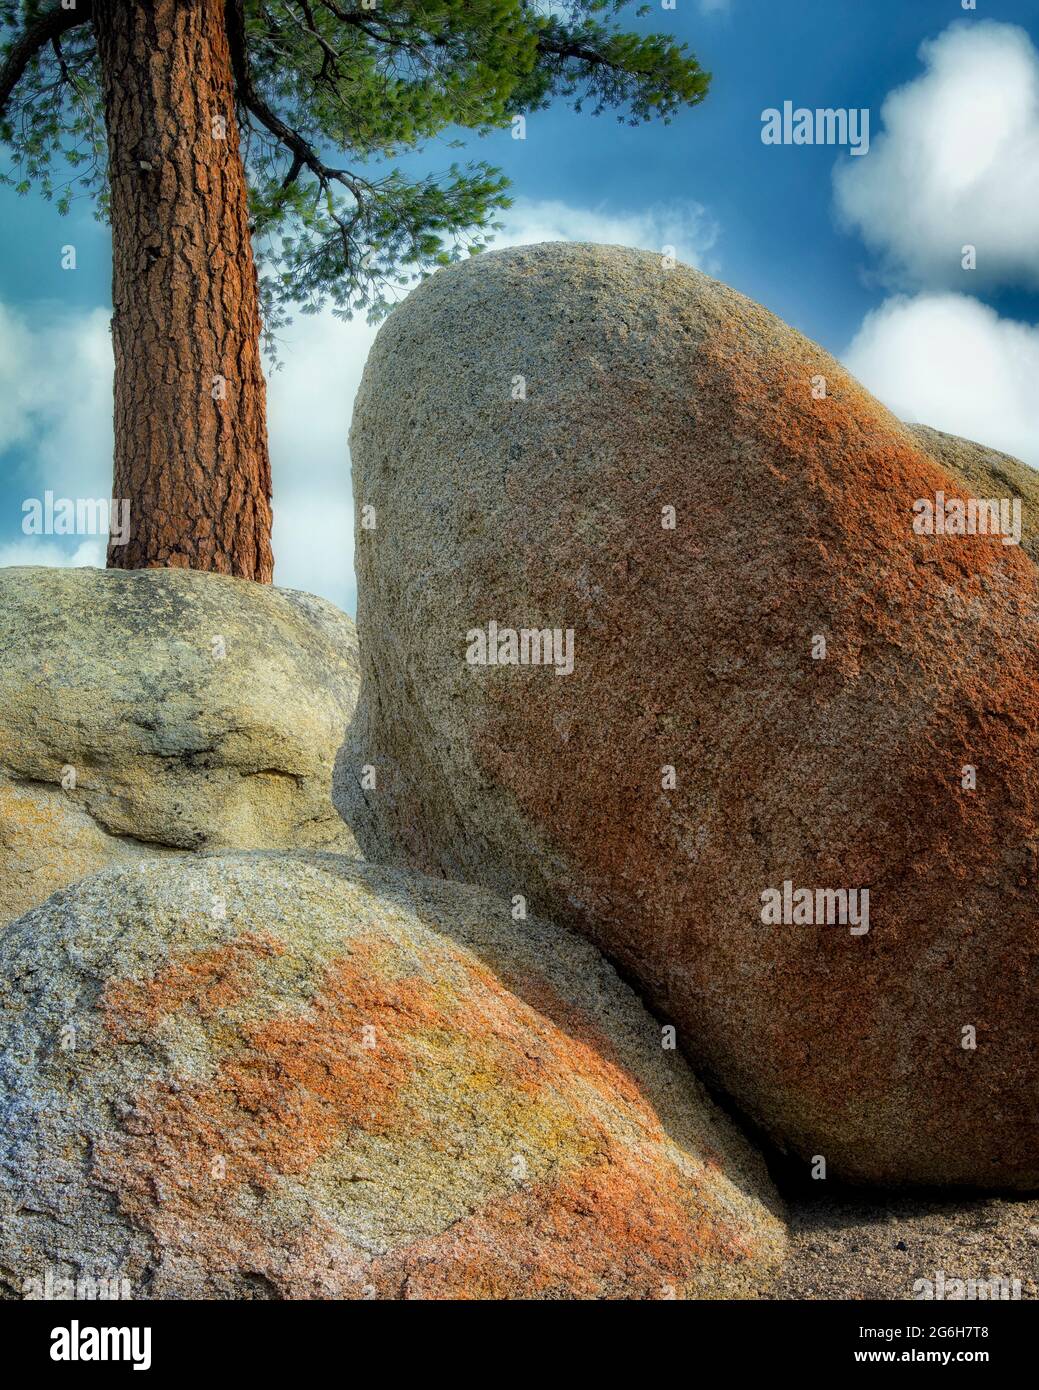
left=338, top=241, right=1039, bottom=1187
left=0, top=566, right=359, bottom=926
left=0, top=853, right=786, bottom=1300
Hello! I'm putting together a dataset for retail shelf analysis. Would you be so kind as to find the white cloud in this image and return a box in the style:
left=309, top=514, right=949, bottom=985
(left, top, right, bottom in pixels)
left=0, top=301, right=112, bottom=495
left=699, top=0, right=731, bottom=13
left=267, top=309, right=377, bottom=613
left=271, top=496, right=356, bottom=608
left=834, top=22, right=1039, bottom=290
left=843, top=292, right=1039, bottom=468
left=495, top=197, right=720, bottom=274
left=0, top=538, right=105, bottom=567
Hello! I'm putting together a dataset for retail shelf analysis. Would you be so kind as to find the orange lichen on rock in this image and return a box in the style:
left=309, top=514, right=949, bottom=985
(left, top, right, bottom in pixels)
left=366, top=1144, right=749, bottom=1300
left=98, top=941, right=422, bottom=1198
left=99, top=937, right=642, bottom=1217
left=462, top=960, right=654, bottom=1115
left=101, top=931, right=285, bottom=1041
left=92, top=928, right=765, bottom=1296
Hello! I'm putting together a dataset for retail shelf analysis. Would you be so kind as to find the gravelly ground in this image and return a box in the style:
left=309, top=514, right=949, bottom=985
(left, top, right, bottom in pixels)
left=770, top=1193, right=1039, bottom=1300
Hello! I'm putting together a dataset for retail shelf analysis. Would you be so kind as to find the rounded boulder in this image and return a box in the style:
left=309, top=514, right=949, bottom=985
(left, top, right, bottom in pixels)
left=339, top=242, right=1039, bottom=1186
left=0, top=852, right=786, bottom=1299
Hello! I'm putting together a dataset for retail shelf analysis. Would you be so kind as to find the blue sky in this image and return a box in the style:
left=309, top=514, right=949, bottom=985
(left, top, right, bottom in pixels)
left=2, top=0, right=1038, bottom=611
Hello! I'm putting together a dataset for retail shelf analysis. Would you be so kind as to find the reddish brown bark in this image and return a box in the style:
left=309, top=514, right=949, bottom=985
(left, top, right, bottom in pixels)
left=94, top=0, right=273, bottom=581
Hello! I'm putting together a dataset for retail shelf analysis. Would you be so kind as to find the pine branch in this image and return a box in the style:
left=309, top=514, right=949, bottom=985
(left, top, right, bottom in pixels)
left=224, top=0, right=363, bottom=199
left=0, top=0, right=93, bottom=120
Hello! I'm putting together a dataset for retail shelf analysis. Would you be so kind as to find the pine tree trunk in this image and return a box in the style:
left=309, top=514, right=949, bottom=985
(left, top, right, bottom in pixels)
left=93, top=0, right=273, bottom=581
